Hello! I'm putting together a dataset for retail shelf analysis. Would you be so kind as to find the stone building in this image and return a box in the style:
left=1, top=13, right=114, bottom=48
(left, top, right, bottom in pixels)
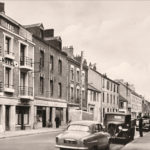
left=0, top=3, right=34, bottom=131
left=102, top=74, right=119, bottom=121
left=25, top=24, right=68, bottom=128
left=63, top=46, right=88, bottom=121
left=87, top=66, right=102, bottom=122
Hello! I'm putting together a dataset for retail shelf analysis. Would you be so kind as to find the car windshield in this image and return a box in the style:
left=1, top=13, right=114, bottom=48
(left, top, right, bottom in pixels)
left=106, top=115, right=125, bottom=122
left=68, top=125, right=90, bottom=132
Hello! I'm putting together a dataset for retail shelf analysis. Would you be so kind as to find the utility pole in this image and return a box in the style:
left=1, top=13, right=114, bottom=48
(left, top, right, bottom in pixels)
left=80, top=51, right=83, bottom=119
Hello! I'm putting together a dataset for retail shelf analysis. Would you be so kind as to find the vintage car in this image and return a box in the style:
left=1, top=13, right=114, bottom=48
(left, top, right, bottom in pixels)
left=56, top=120, right=110, bottom=150
left=136, top=116, right=150, bottom=131
left=104, top=112, right=135, bottom=144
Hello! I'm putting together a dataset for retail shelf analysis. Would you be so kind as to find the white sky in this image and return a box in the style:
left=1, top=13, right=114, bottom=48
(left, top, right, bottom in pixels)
left=2, top=0, right=150, bottom=99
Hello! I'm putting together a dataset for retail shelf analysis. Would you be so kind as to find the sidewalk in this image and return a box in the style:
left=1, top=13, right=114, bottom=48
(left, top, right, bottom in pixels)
left=121, top=132, right=150, bottom=150
left=0, top=125, right=67, bottom=139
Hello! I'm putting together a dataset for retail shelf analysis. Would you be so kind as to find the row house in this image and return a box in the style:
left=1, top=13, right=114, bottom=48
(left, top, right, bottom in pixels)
left=0, top=4, right=34, bottom=131
left=131, top=91, right=142, bottom=119
left=102, top=74, right=119, bottom=121
left=116, top=79, right=132, bottom=114
left=142, top=98, right=150, bottom=117
left=87, top=65, right=102, bottom=122
left=63, top=46, right=88, bottom=121
left=25, top=24, right=68, bottom=128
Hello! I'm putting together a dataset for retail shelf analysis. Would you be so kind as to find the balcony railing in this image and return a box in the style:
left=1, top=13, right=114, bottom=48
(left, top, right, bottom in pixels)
left=0, top=82, right=3, bottom=92
left=20, top=56, right=32, bottom=68
left=19, top=86, right=33, bottom=96
left=5, top=51, right=14, bottom=55
left=4, top=84, right=14, bottom=93
left=5, top=51, right=15, bottom=59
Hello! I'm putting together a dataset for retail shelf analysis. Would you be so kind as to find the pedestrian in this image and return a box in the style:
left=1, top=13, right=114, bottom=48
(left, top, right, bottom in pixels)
left=138, top=113, right=143, bottom=137
left=55, top=116, right=60, bottom=128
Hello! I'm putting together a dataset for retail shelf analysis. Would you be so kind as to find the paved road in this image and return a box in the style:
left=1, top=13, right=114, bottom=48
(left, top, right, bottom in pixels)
left=0, top=131, right=125, bottom=150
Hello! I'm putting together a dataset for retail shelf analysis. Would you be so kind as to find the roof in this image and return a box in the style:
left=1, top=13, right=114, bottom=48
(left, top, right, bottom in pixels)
left=24, top=23, right=44, bottom=30
left=70, top=120, right=100, bottom=126
left=119, top=95, right=128, bottom=102
left=88, top=84, right=101, bottom=93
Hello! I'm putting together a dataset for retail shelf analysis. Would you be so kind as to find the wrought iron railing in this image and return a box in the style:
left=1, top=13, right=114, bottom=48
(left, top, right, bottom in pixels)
left=19, top=86, right=33, bottom=96
left=20, top=56, right=32, bottom=67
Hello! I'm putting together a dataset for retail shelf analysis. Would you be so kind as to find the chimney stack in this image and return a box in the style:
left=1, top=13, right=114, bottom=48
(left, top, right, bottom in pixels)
left=0, top=3, right=5, bottom=14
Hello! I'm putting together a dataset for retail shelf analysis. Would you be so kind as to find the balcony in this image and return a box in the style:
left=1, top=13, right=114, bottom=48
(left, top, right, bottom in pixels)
left=20, top=56, right=33, bottom=71
left=4, top=84, right=15, bottom=93
left=19, top=86, right=33, bottom=100
left=4, top=51, right=15, bottom=60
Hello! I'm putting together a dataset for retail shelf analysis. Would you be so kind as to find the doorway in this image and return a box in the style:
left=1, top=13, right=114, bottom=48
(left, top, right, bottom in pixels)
left=5, top=105, right=10, bottom=131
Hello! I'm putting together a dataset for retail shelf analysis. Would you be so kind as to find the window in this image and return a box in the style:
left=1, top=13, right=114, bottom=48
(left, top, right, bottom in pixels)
left=71, top=87, right=74, bottom=100
left=70, top=68, right=74, bottom=80
left=93, top=91, right=96, bottom=101
left=40, top=77, right=44, bottom=94
left=50, top=80, right=53, bottom=96
left=58, top=59, right=62, bottom=75
left=114, top=95, right=115, bottom=104
left=110, top=94, right=112, bottom=103
left=5, top=36, right=10, bottom=54
left=103, top=93, right=105, bottom=102
left=107, top=94, right=109, bottom=103
left=40, top=50, right=44, bottom=70
left=107, top=81, right=109, bottom=90
left=103, top=108, right=105, bottom=118
left=58, top=82, right=62, bottom=98
left=76, top=70, right=80, bottom=82
left=5, top=67, right=12, bottom=88
left=50, top=55, right=54, bottom=72
left=107, top=108, right=109, bottom=112
left=76, top=88, right=80, bottom=101
left=90, top=91, right=92, bottom=101
left=82, top=90, right=85, bottom=100
left=114, top=84, right=116, bottom=92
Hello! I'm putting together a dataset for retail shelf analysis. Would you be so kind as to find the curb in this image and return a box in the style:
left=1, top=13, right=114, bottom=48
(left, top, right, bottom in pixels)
left=0, top=128, right=65, bottom=140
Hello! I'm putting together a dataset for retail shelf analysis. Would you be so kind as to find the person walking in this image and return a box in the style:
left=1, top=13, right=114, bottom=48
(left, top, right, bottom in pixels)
left=138, top=113, right=143, bottom=137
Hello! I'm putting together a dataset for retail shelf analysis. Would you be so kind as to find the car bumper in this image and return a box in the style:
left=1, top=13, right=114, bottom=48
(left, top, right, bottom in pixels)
left=110, top=136, right=129, bottom=144
left=55, top=144, right=88, bottom=150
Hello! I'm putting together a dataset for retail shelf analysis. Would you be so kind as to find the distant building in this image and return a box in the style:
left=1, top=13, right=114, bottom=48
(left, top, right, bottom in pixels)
left=63, top=46, right=88, bottom=121
left=0, top=3, right=34, bottom=131
left=142, top=99, right=150, bottom=116
left=102, top=75, right=119, bottom=120
left=25, top=24, right=68, bottom=128
left=87, top=66, right=102, bottom=122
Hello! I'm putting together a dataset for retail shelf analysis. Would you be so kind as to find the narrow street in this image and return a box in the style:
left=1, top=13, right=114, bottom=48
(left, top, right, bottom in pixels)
left=0, top=130, right=125, bottom=150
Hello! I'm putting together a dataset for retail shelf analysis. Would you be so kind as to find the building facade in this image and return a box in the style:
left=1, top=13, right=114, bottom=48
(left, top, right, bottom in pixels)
left=25, top=24, right=68, bottom=128
left=0, top=5, right=34, bottom=131
left=102, top=75, right=119, bottom=121
left=63, top=46, right=88, bottom=121
left=87, top=66, right=102, bottom=122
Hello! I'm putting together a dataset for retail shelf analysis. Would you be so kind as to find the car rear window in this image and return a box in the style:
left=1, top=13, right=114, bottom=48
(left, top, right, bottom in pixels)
left=68, top=125, right=90, bottom=132
left=106, top=115, right=125, bottom=122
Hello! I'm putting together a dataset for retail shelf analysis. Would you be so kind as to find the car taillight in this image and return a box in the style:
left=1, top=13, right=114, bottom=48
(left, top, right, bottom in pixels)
left=56, top=137, right=58, bottom=143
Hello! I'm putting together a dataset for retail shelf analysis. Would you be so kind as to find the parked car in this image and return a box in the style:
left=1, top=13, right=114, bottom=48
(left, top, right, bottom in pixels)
left=136, top=116, right=150, bottom=132
left=104, top=112, right=135, bottom=144
left=56, top=120, right=110, bottom=150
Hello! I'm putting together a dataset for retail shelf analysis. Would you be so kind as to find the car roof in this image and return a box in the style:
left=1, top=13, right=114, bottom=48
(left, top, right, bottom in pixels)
left=70, top=120, right=100, bottom=126
left=105, top=112, right=131, bottom=116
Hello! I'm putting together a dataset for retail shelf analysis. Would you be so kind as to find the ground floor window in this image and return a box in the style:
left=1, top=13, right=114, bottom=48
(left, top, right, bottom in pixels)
left=16, top=106, right=29, bottom=125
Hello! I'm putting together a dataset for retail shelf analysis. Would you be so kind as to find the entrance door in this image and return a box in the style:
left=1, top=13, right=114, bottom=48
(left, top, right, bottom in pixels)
left=42, top=109, right=46, bottom=127
left=5, top=106, right=10, bottom=131
left=21, top=109, right=25, bottom=130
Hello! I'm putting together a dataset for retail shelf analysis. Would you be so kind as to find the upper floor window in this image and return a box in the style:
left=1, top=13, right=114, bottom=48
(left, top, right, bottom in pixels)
left=76, top=88, right=80, bottom=101
left=82, top=90, right=85, bottom=100
left=58, top=82, right=62, bottom=98
left=76, top=70, right=80, bottom=82
left=70, top=68, right=74, bottom=81
left=107, top=81, right=109, bottom=90
left=50, top=55, right=54, bottom=72
left=58, top=59, right=62, bottom=75
left=40, top=50, right=44, bottom=70
left=5, top=37, right=10, bottom=53
left=50, top=80, right=53, bottom=96
left=40, top=77, right=44, bottom=94
left=114, top=84, right=116, bottom=92
left=110, top=94, right=112, bottom=103
left=70, top=87, right=74, bottom=100
left=93, top=91, right=96, bottom=101
left=103, top=93, right=105, bottom=102
left=107, top=94, right=109, bottom=103
left=5, top=67, right=12, bottom=88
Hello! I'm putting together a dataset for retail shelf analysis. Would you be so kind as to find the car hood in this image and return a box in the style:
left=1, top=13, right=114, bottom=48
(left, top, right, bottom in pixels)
left=58, top=131, right=91, bottom=140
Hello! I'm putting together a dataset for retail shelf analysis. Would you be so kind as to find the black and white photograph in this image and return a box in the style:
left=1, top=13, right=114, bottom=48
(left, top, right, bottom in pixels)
left=0, top=0, right=150, bottom=150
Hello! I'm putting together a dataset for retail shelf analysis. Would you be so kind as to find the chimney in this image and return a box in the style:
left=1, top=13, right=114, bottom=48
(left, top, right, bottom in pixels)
left=0, top=3, right=5, bottom=14
left=63, top=46, right=74, bottom=58
left=44, top=29, right=54, bottom=38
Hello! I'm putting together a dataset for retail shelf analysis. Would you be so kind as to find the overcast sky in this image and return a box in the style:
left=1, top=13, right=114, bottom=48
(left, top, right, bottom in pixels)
left=3, top=0, right=150, bottom=99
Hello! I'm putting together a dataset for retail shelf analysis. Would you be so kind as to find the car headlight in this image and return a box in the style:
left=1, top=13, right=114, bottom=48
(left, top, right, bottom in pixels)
left=118, top=126, right=122, bottom=130
left=56, top=137, right=58, bottom=143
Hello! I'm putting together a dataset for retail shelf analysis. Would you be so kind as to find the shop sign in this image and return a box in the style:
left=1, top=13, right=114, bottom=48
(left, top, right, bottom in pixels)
left=0, top=56, right=18, bottom=67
